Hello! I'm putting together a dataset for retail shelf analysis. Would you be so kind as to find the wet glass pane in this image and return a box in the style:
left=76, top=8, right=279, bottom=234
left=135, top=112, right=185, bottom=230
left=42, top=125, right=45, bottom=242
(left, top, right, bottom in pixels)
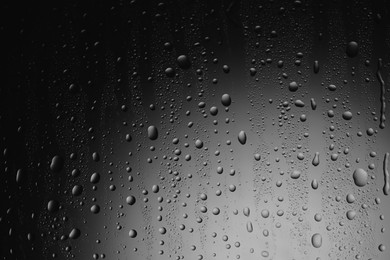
left=1, top=0, right=390, bottom=259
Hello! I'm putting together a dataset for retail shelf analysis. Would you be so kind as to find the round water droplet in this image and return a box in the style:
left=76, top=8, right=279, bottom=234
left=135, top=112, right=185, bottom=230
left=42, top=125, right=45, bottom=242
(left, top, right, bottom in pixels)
left=195, top=139, right=203, bottom=149
left=353, top=168, right=368, bottom=187
left=212, top=207, right=220, bottom=215
left=342, top=111, right=353, bottom=120
left=221, top=94, right=231, bottom=106
left=177, top=55, right=191, bottom=69
left=159, top=227, right=167, bottom=234
left=289, top=81, right=299, bottom=92
left=129, top=229, right=137, bottom=238
left=314, top=213, right=322, bottom=222
left=165, top=67, right=175, bottom=77
left=126, top=195, right=136, bottom=205
left=261, top=209, right=270, bottom=218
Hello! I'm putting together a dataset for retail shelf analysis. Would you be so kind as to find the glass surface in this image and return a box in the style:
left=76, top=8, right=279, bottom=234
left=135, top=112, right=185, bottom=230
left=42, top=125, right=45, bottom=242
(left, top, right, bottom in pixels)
left=1, top=1, right=390, bottom=259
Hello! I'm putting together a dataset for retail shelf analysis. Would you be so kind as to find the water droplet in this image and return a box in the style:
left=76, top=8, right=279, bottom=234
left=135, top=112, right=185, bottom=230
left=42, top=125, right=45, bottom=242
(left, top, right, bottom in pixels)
left=311, top=179, right=319, bottom=189
left=346, top=41, right=358, bottom=57
left=291, top=169, right=301, bottom=179
left=129, top=229, right=137, bottom=238
left=69, top=228, right=81, bottom=239
left=90, top=204, right=100, bottom=214
left=243, top=207, right=250, bottom=217
left=90, top=172, right=100, bottom=184
left=50, top=155, right=64, bottom=172
left=210, top=106, right=218, bottom=116
left=147, top=125, right=158, bottom=140
left=246, top=221, right=253, bottom=233
left=313, top=60, right=319, bottom=73
left=383, top=153, right=389, bottom=195
left=126, top=195, right=136, bottom=205
left=177, top=55, right=191, bottom=69
left=311, top=233, right=322, bottom=248
left=261, top=209, right=270, bottom=218
left=295, top=99, right=305, bottom=107
left=342, top=111, right=353, bottom=120
left=159, top=227, right=167, bottom=234
left=16, top=169, right=23, bottom=183
left=346, top=193, right=355, bottom=203
left=353, top=168, right=368, bottom=187
left=312, top=152, right=320, bottom=166
left=328, top=84, right=337, bottom=91
left=72, top=185, right=83, bottom=196
left=238, top=131, right=247, bottom=145
left=221, top=94, right=231, bottom=106
left=346, top=210, right=356, bottom=220
left=152, top=185, right=160, bottom=193
left=47, top=200, right=59, bottom=213
left=311, top=98, right=317, bottom=110
left=289, top=81, right=299, bottom=92
left=314, top=213, right=322, bottom=222
left=195, top=139, right=204, bottom=149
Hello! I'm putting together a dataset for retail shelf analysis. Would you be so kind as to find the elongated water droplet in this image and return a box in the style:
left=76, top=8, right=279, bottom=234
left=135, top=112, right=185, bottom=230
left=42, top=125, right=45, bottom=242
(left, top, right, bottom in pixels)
left=311, top=179, right=318, bottom=189
left=313, top=60, right=319, bottom=73
left=311, top=98, right=317, bottom=110
left=246, top=221, right=253, bottom=233
left=383, top=152, right=389, bottom=195
left=243, top=207, right=250, bottom=217
left=238, top=131, right=247, bottom=145
left=312, top=152, right=320, bottom=166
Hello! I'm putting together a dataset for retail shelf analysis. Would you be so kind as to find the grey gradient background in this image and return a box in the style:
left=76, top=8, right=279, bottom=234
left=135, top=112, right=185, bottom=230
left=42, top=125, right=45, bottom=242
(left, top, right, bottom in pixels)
left=1, top=0, right=390, bottom=259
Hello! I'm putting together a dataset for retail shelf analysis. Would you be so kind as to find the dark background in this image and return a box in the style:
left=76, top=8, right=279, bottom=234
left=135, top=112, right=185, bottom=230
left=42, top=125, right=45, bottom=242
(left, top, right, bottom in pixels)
left=1, top=0, right=390, bottom=259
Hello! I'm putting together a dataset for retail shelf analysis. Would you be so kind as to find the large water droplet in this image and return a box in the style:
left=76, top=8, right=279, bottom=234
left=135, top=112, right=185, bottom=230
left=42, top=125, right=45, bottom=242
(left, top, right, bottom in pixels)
left=311, top=233, right=322, bottom=248
left=147, top=125, right=158, bottom=140
left=353, top=168, right=368, bottom=187
left=221, top=94, right=231, bottom=106
left=238, top=131, right=247, bottom=145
